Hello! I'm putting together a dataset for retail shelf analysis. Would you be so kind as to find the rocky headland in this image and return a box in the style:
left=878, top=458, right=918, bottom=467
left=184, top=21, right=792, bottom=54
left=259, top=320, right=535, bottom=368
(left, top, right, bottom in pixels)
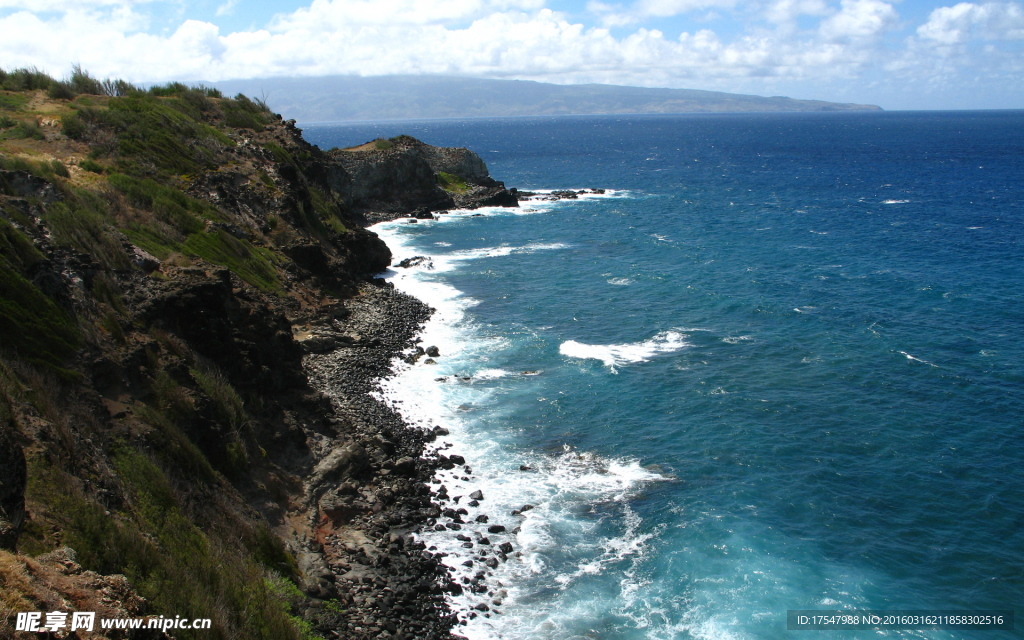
left=0, top=68, right=517, bottom=639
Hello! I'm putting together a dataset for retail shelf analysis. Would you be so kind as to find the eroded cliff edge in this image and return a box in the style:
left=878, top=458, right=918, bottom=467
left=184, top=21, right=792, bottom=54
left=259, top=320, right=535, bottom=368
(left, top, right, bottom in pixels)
left=0, top=73, right=517, bottom=640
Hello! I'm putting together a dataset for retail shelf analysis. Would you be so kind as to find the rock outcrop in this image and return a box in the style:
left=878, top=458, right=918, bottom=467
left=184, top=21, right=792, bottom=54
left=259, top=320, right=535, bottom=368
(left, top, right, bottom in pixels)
left=325, top=135, right=518, bottom=222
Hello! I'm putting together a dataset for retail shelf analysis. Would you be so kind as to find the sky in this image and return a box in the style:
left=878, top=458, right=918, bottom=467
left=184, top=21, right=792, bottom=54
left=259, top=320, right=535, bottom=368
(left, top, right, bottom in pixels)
left=1, top=0, right=1022, bottom=109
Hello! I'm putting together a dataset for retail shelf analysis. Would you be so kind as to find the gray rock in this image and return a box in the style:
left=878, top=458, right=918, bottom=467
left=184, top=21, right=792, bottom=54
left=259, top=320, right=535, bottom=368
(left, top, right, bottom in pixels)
left=311, top=442, right=369, bottom=485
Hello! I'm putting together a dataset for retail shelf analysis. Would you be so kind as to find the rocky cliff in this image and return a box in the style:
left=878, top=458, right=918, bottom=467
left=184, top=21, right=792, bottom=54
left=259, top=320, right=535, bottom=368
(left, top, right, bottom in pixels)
left=0, top=68, right=518, bottom=640
left=326, top=135, right=518, bottom=222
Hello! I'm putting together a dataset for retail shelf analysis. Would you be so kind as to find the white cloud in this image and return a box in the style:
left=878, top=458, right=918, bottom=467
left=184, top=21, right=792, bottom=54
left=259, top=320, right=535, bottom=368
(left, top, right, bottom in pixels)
left=270, top=0, right=544, bottom=28
left=0, top=0, right=152, bottom=8
left=765, top=0, right=830, bottom=25
left=916, top=2, right=1024, bottom=44
left=215, top=0, right=239, bottom=17
left=819, top=0, right=897, bottom=41
left=0, top=0, right=1021, bottom=107
left=588, top=0, right=737, bottom=27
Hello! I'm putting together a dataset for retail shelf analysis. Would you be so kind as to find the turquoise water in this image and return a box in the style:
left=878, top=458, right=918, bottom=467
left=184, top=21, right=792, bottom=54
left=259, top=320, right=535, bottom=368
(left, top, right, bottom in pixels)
left=305, top=112, right=1024, bottom=640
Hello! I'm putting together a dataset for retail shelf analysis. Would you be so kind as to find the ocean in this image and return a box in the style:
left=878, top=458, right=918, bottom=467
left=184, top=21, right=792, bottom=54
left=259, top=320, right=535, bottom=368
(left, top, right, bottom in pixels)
left=303, top=111, right=1024, bottom=640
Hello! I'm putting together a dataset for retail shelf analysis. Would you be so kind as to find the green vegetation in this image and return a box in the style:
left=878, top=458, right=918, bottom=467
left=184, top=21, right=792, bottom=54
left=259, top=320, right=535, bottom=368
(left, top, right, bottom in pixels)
left=78, top=158, right=105, bottom=174
left=373, top=138, right=394, bottom=151
left=0, top=65, right=352, bottom=640
left=0, top=220, right=81, bottom=371
left=6, top=119, right=43, bottom=140
left=1, top=155, right=69, bottom=181
left=25, top=455, right=306, bottom=640
left=0, top=93, right=28, bottom=112
left=437, top=171, right=468, bottom=194
left=0, top=66, right=134, bottom=102
left=222, top=94, right=271, bottom=131
left=109, top=172, right=212, bottom=232
left=0, top=68, right=54, bottom=92
left=191, top=367, right=246, bottom=430
left=43, top=191, right=131, bottom=270
left=184, top=230, right=281, bottom=292
left=97, top=94, right=232, bottom=177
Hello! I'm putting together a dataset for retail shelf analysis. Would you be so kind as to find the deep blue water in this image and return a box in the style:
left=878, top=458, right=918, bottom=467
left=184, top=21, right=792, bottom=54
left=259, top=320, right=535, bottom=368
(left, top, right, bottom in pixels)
left=304, top=112, right=1024, bottom=640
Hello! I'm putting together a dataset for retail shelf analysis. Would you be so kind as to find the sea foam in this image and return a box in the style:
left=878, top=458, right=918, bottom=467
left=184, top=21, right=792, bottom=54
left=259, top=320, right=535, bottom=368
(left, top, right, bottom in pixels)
left=370, top=208, right=667, bottom=639
left=559, top=331, right=690, bottom=371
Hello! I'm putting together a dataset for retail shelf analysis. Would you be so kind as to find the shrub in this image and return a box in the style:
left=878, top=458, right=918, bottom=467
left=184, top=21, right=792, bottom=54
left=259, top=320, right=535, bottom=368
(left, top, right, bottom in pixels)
left=222, top=95, right=270, bottom=131
left=47, top=81, right=76, bottom=100
left=100, top=94, right=231, bottom=177
left=60, top=111, right=87, bottom=139
left=148, top=81, right=189, bottom=97
left=42, top=191, right=130, bottom=270
left=102, top=78, right=136, bottom=97
left=10, top=119, right=43, bottom=140
left=68, top=65, right=105, bottom=96
left=49, top=159, right=69, bottom=178
left=437, top=171, right=468, bottom=193
left=0, top=155, right=63, bottom=180
left=0, top=67, right=54, bottom=92
left=191, top=367, right=245, bottom=430
left=24, top=451, right=307, bottom=640
left=78, top=158, right=104, bottom=173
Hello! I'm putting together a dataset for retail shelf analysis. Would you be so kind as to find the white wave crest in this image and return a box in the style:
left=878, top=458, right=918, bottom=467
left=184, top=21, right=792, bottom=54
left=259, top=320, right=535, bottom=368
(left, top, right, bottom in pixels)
left=442, top=242, right=571, bottom=264
left=560, top=330, right=690, bottom=371
left=474, top=368, right=510, bottom=380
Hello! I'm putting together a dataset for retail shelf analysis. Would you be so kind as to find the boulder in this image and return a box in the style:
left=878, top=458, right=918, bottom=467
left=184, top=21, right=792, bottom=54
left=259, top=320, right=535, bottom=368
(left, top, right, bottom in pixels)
left=311, top=442, right=369, bottom=485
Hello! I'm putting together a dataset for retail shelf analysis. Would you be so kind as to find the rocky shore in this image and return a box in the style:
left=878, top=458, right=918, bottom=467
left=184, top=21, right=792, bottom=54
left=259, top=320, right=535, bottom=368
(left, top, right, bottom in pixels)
left=296, top=284, right=459, bottom=639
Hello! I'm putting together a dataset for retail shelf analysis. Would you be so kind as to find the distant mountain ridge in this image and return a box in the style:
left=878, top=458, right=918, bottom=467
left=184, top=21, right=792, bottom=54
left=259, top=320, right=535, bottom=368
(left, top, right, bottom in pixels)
left=210, top=75, right=882, bottom=123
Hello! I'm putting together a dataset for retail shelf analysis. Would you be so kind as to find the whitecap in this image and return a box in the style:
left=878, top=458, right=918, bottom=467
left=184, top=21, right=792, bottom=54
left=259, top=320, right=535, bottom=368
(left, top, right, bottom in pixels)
left=474, top=368, right=510, bottom=381
left=882, top=199, right=910, bottom=204
left=607, top=277, right=633, bottom=286
left=560, top=330, right=690, bottom=371
left=722, top=335, right=753, bottom=344
left=899, top=350, right=939, bottom=367
left=438, top=242, right=571, bottom=266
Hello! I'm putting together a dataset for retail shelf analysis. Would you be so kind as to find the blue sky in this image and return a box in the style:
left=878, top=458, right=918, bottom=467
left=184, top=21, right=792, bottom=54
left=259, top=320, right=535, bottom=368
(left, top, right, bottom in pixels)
left=1, top=0, right=1022, bottom=109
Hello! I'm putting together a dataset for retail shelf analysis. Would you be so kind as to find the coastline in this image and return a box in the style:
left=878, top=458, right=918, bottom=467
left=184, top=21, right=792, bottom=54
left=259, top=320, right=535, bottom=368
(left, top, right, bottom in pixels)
left=297, top=282, right=462, bottom=639
left=362, top=200, right=663, bottom=639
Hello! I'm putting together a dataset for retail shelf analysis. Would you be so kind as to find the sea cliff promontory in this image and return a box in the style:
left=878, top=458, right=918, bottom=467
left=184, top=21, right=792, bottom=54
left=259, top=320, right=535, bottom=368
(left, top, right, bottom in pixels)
left=0, top=67, right=516, bottom=639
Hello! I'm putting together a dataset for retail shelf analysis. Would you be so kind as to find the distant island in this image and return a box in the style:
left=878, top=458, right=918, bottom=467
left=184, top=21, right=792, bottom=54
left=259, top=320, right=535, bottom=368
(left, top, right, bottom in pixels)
left=209, top=75, right=883, bottom=123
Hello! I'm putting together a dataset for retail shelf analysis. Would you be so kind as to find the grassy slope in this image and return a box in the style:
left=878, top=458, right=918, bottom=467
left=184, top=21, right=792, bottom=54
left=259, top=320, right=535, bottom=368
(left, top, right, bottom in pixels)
left=0, top=69, right=367, bottom=640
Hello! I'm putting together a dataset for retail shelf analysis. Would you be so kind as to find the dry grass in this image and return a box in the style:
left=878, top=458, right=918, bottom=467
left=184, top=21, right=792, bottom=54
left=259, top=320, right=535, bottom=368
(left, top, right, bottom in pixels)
left=339, top=138, right=394, bottom=152
left=0, top=550, right=36, bottom=630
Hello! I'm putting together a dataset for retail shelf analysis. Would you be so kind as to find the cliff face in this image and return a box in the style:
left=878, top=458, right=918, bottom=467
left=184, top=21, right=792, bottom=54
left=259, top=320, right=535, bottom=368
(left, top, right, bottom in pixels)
left=326, top=135, right=518, bottom=221
left=0, top=79, right=517, bottom=639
